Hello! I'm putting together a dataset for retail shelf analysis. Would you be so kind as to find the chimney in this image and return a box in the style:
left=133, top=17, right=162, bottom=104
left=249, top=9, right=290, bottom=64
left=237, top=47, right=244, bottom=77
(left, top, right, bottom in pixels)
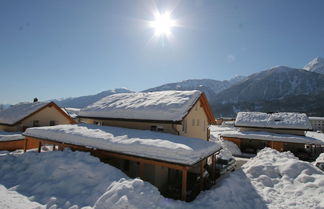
left=33, top=98, right=38, bottom=103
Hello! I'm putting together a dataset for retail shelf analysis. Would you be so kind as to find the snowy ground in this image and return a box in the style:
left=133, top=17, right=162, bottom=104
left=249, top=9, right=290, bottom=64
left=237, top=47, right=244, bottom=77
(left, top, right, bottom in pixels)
left=0, top=148, right=323, bottom=209
left=0, top=185, right=43, bottom=209
left=209, top=125, right=242, bottom=156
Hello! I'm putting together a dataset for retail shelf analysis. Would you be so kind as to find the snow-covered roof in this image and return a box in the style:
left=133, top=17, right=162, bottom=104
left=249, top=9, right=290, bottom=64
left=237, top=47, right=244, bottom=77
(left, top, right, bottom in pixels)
left=315, top=153, right=324, bottom=163
left=79, top=90, right=202, bottom=122
left=0, top=132, right=24, bottom=142
left=0, top=102, right=51, bottom=125
left=62, top=107, right=80, bottom=119
left=309, top=117, right=324, bottom=121
left=220, top=130, right=324, bottom=145
left=23, top=124, right=221, bottom=165
left=235, top=112, right=313, bottom=130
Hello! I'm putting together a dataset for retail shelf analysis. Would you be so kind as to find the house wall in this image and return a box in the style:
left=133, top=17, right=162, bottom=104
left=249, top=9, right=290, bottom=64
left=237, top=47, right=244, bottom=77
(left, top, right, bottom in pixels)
left=0, top=125, right=17, bottom=132
left=0, top=105, right=73, bottom=132
left=176, top=100, right=210, bottom=140
left=79, top=118, right=179, bottom=135
left=18, top=105, right=73, bottom=131
left=79, top=100, right=210, bottom=140
left=309, top=118, right=324, bottom=132
left=269, top=141, right=284, bottom=152
left=223, top=137, right=302, bottom=154
left=238, top=127, right=305, bottom=136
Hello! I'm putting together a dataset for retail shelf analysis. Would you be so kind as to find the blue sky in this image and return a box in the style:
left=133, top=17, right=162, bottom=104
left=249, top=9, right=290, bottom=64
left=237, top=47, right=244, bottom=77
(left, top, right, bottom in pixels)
left=1, top=0, right=324, bottom=104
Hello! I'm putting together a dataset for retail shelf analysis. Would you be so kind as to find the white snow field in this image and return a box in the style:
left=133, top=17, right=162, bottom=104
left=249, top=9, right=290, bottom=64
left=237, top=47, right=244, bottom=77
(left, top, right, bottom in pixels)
left=0, top=148, right=323, bottom=209
left=0, top=185, right=44, bottom=209
left=0, top=150, right=129, bottom=208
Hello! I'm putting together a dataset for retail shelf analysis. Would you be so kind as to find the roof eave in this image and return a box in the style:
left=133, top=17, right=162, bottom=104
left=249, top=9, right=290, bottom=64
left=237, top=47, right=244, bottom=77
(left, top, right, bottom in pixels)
left=234, top=124, right=313, bottom=131
left=77, top=115, right=182, bottom=124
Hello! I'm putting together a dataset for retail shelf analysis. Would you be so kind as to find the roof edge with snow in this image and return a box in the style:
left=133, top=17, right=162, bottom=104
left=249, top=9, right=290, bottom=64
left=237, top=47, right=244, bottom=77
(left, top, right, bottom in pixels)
left=78, top=91, right=216, bottom=124
left=23, top=124, right=221, bottom=166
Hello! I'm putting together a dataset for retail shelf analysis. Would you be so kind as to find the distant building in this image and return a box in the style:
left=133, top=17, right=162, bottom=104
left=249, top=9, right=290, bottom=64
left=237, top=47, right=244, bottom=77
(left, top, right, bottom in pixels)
left=0, top=101, right=75, bottom=132
left=221, top=112, right=323, bottom=160
left=309, top=117, right=324, bottom=132
left=234, top=112, right=313, bottom=135
left=78, top=90, right=215, bottom=140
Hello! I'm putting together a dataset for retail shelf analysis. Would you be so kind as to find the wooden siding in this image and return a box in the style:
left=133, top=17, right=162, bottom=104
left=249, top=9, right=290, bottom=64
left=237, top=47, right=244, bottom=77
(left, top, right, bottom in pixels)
left=0, top=138, right=38, bottom=151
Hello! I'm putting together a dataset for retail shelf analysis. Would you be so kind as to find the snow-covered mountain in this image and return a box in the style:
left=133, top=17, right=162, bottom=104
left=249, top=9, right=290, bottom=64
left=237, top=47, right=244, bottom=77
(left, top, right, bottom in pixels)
left=46, top=56, right=324, bottom=116
left=54, top=88, right=133, bottom=108
left=212, top=66, right=324, bottom=116
left=215, top=66, right=324, bottom=104
left=304, top=57, right=324, bottom=74
left=143, top=76, right=246, bottom=99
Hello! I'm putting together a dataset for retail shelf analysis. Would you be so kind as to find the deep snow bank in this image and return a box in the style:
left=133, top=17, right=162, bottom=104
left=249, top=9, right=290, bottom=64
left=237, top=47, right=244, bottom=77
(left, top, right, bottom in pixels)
left=0, top=150, right=128, bottom=208
left=0, top=185, right=44, bottom=209
left=94, top=178, right=181, bottom=209
left=0, top=148, right=323, bottom=209
left=242, top=148, right=324, bottom=209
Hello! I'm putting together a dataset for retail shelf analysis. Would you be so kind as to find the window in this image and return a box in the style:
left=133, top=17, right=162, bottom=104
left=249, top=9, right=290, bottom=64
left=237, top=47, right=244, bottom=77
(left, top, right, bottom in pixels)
left=33, top=120, right=39, bottom=127
left=151, top=126, right=157, bottom=131
left=49, top=120, right=56, bottom=126
left=157, top=126, right=164, bottom=132
left=192, top=119, right=195, bottom=126
left=94, top=121, right=103, bottom=126
left=151, top=125, right=164, bottom=132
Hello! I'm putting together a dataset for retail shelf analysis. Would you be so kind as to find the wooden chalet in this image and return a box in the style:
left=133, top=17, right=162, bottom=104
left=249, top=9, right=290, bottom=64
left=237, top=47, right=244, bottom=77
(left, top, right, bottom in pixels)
left=222, top=112, right=323, bottom=160
left=78, top=90, right=215, bottom=141
left=0, top=101, right=75, bottom=151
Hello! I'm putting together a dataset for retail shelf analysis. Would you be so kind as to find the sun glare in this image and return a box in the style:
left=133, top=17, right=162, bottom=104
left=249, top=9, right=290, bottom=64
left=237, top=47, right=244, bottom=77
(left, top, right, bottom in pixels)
left=150, top=12, right=176, bottom=37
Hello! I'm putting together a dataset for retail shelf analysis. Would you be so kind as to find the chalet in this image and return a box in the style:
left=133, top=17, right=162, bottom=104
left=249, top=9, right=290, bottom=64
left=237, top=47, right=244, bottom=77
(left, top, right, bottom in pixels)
left=23, top=124, right=222, bottom=201
left=234, top=112, right=312, bottom=135
left=0, top=101, right=75, bottom=132
left=309, top=117, right=324, bottom=132
left=221, top=112, right=323, bottom=160
left=78, top=90, right=215, bottom=140
left=0, top=101, right=75, bottom=151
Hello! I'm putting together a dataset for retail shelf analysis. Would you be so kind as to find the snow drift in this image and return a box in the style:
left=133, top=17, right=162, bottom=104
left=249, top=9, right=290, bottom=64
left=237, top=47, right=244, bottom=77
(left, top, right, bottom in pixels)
left=0, top=148, right=323, bottom=209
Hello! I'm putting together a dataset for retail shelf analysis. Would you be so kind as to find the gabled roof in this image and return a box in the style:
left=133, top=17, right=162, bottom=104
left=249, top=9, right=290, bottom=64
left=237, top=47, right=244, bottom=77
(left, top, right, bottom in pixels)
left=23, top=124, right=221, bottom=166
left=79, top=90, right=215, bottom=123
left=0, top=101, right=74, bottom=125
left=309, top=117, right=324, bottom=121
left=235, top=112, right=313, bottom=130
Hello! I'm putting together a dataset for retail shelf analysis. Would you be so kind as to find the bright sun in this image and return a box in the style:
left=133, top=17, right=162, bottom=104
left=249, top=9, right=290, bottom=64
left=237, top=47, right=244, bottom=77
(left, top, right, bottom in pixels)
left=150, top=12, right=176, bottom=37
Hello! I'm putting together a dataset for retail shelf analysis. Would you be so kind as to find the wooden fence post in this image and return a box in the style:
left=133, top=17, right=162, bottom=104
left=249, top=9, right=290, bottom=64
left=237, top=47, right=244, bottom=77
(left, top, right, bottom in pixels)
left=181, top=169, right=187, bottom=201
left=37, top=141, right=42, bottom=153
left=24, top=138, right=28, bottom=153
